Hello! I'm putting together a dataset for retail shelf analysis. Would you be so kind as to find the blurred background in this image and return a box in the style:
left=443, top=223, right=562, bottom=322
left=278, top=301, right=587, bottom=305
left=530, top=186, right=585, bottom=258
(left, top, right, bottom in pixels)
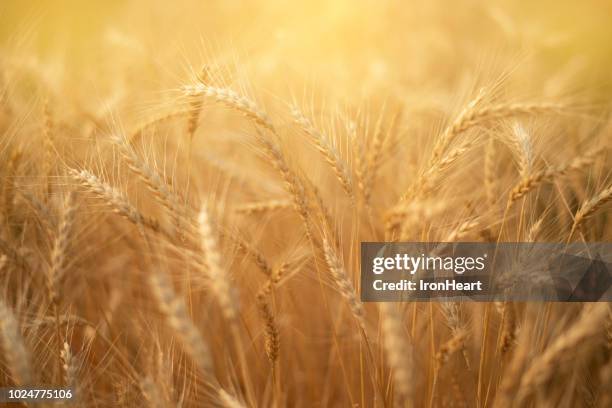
left=2, top=0, right=612, bottom=101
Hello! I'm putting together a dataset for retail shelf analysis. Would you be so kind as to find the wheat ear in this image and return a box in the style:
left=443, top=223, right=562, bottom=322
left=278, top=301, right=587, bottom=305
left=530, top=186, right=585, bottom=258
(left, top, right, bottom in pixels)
left=183, top=84, right=275, bottom=132
left=149, top=270, right=213, bottom=374
left=484, top=136, right=497, bottom=207
left=498, top=303, right=516, bottom=355
left=364, top=108, right=401, bottom=204
left=47, top=192, right=76, bottom=306
left=111, top=134, right=183, bottom=229
left=42, top=99, right=55, bottom=196
left=252, top=130, right=314, bottom=243
left=3, top=147, right=22, bottom=220
left=255, top=265, right=283, bottom=364
left=218, top=389, right=246, bottom=408
left=234, top=199, right=291, bottom=215
left=508, top=147, right=604, bottom=204
left=184, top=84, right=315, bottom=243
left=0, top=299, right=32, bottom=385
left=570, top=185, right=612, bottom=236
left=140, top=376, right=165, bottom=408
left=435, top=328, right=468, bottom=372
left=516, top=303, right=609, bottom=403
left=69, top=168, right=165, bottom=236
left=292, top=107, right=354, bottom=201
left=432, top=101, right=559, bottom=163
left=380, top=303, right=414, bottom=404
left=198, top=207, right=237, bottom=324
left=61, top=342, right=79, bottom=391
left=322, top=237, right=365, bottom=331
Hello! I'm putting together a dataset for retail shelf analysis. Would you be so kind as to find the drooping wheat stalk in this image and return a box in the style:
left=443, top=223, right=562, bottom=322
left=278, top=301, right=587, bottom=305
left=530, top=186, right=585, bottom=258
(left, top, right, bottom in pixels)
left=183, top=84, right=275, bottom=132
left=111, top=134, right=184, bottom=230
left=69, top=168, right=166, bottom=237
left=292, top=106, right=354, bottom=202
left=508, top=147, right=604, bottom=204
left=570, top=185, right=612, bottom=237
left=401, top=140, right=477, bottom=202
left=432, top=101, right=559, bottom=163
left=184, top=83, right=315, bottom=244
left=252, top=130, right=315, bottom=243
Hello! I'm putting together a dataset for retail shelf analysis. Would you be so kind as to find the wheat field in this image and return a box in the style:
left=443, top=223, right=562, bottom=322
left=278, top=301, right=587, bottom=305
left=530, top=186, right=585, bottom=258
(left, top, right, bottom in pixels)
left=0, top=1, right=611, bottom=407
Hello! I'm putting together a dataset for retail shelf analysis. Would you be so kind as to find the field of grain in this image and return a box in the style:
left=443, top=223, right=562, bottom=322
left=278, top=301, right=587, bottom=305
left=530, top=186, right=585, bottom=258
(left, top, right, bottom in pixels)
left=0, top=1, right=611, bottom=407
